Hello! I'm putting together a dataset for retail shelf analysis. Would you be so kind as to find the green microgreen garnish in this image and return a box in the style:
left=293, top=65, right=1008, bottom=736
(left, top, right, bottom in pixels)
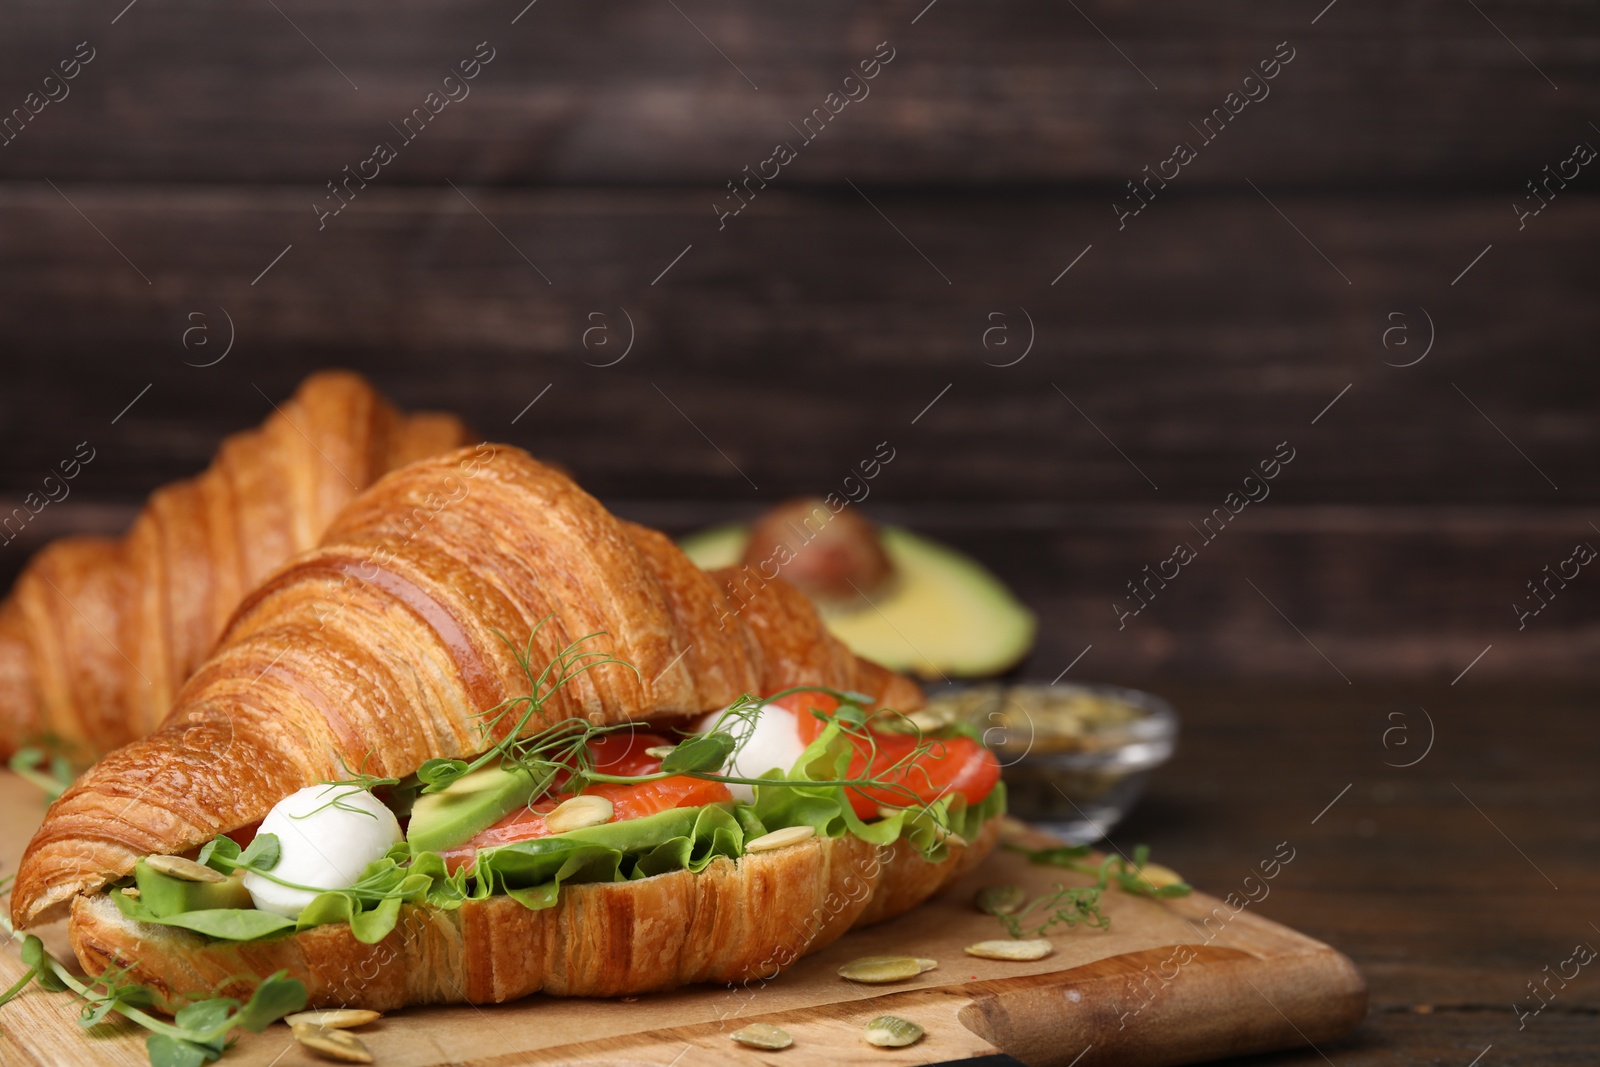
left=568, top=685, right=962, bottom=849
left=0, top=877, right=307, bottom=1067
left=994, top=882, right=1111, bottom=938
left=290, top=750, right=400, bottom=821
left=990, top=843, right=1193, bottom=938
left=407, top=622, right=965, bottom=851
left=415, top=619, right=641, bottom=797
left=8, top=746, right=74, bottom=800
left=1009, top=842, right=1195, bottom=900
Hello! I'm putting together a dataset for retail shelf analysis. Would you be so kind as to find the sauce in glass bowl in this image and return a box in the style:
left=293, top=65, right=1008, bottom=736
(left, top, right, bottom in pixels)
left=914, top=683, right=1177, bottom=844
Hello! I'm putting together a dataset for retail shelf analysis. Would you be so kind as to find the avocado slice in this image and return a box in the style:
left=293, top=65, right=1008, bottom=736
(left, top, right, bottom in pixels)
left=680, top=524, right=1035, bottom=679
left=407, top=765, right=540, bottom=854
left=134, top=860, right=253, bottom=918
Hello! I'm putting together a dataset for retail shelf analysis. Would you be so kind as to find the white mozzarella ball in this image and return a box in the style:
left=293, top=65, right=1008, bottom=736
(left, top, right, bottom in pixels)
left=695, top=703, right=808, bottom=804
left=244, top=784, right=402, bottom=918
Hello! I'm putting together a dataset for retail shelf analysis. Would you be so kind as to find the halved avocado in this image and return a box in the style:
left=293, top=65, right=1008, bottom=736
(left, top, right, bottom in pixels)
left=680, top=523, right=1035, bottom=679
left=134, top=861, right=253, bottom=918
left=679, top=524, right=749, bottom=569
left=407, top=765, right=540, bottom=853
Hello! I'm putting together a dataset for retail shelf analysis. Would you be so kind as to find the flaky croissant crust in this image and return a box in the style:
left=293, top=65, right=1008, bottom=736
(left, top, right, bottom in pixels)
left=13, top=446, right=922, bottom=928
left=0, top=370, right=469, bottom=760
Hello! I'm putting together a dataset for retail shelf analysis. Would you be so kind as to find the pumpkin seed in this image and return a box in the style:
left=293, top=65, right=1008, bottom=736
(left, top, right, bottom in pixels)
left=144, top=855, right=226, bottom=883
left=745, top=825, right=816, bottom=853
left=974, top=884, right=1026, bottom=916
left=285, top=1009, right=382, bottom=1030
left=730, top=1022, right=793, bottom=1050
left=1134, top=862, right=1185, bottom=889
left=964, top=939, right=1054, bottom=961
left=838, top=956, right=932, bottom=984
left=863, top=1015, right=925, bottom=1048
left=545, top=794, right=613, bottom=834
left=292, top=1022, right=374, bottom=1063
left=644, top=745, right=676, bottom=760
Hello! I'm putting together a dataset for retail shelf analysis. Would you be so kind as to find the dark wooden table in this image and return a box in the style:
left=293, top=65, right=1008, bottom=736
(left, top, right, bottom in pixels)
left=936, top=678, right=1597, bottom=1066
left=1120, top=680, right=1596, bottom=1066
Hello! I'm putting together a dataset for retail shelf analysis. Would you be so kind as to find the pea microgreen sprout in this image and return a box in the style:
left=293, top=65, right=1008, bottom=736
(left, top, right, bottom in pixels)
left=565, top=683, right=966, bottom=857
left=290, top=750, right=401, bottom=821
left=422, top=637, right=968, bottom=857
left=415, top=620, right=641, bottom=797
left=994, top=882, right=1111, bottom=939
left=8, top=745, right=74, bottom=800
left=987, top=842, right=1193, bottom=938
left=1005, top=842, right=1193, bottom=901
left=409, top=623, right=967, bottom=854
left=1, top=877, right=307, bottom=1067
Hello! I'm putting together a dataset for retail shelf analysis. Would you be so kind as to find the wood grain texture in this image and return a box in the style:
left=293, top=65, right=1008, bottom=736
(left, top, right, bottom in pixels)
left=0, top=1, right=1593, bottom=185
left=0, top=189, right=1595, bottom=510
left=7, top=496, right=1598, bottom=684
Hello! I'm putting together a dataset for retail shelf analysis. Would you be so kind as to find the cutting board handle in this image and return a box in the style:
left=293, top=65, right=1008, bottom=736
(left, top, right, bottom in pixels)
left=957, top=943, right=1368, bottom=1066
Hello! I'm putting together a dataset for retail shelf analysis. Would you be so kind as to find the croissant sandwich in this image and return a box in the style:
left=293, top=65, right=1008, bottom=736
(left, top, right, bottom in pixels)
left=0, top=371, right=469, bottom=761
left=10, top=446, right=1004, bottom=1011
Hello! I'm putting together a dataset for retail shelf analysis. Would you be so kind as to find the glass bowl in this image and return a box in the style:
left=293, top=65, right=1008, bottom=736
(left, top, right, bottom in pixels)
left=916, top=682, right=1178, bottom=844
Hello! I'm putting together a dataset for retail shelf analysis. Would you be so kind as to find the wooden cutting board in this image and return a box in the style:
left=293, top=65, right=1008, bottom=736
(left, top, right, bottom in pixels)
left=0, top=771, right=1365, bottom=1066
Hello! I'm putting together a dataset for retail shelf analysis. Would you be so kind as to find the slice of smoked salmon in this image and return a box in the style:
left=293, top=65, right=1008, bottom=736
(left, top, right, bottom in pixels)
left=775, top=691, right=1000, bottom=818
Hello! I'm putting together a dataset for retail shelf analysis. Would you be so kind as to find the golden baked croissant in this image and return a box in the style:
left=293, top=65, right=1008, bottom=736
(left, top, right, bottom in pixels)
left=11, top=446, right=998, bottom=1010
left=0, top=371, right=469, bottom=760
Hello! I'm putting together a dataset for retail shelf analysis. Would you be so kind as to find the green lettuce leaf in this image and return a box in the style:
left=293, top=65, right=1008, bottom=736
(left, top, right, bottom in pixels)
left=113, top=892, right=297, bottom=940
left=473, top=803, right=746, bottom=909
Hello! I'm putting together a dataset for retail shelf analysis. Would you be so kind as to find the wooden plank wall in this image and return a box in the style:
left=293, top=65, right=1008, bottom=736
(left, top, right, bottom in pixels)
left=1, top=0, right=1596, bottom=681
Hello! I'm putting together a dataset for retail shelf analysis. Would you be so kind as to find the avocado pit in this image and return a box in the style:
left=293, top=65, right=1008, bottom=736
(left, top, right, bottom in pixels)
left=741, top=498, right=896, bottom=609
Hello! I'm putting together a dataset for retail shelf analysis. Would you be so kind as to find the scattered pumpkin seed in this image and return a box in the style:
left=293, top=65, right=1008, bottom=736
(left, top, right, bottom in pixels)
left=644, top=745, right=676, bottom=760
left=144, top=854, right=226, bottom=883
left=964, top=939, right=1054, bottom=961
left=730, top=1022, right=793, bottom=1050
left=745, top=825, right=816, bottom=853
left=838, top=956, right=932, bottom=984
left=1133, top=862, right=1185, bottom=889
left=285, top=1009, right=382, bottom=1030
left=863, top=1015, right=925, bottom=1048
left=544, top=794, right=614, bottom=834
left=292, top=1022, right=374, bottom=1063
left=974, top=884, right=1026, bottom=917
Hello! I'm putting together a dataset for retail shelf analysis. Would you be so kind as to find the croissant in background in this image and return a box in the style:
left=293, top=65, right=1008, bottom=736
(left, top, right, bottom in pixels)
left=12, top=446, right=994, bottom=1009
left=0, top=371, right=469, bottom=760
